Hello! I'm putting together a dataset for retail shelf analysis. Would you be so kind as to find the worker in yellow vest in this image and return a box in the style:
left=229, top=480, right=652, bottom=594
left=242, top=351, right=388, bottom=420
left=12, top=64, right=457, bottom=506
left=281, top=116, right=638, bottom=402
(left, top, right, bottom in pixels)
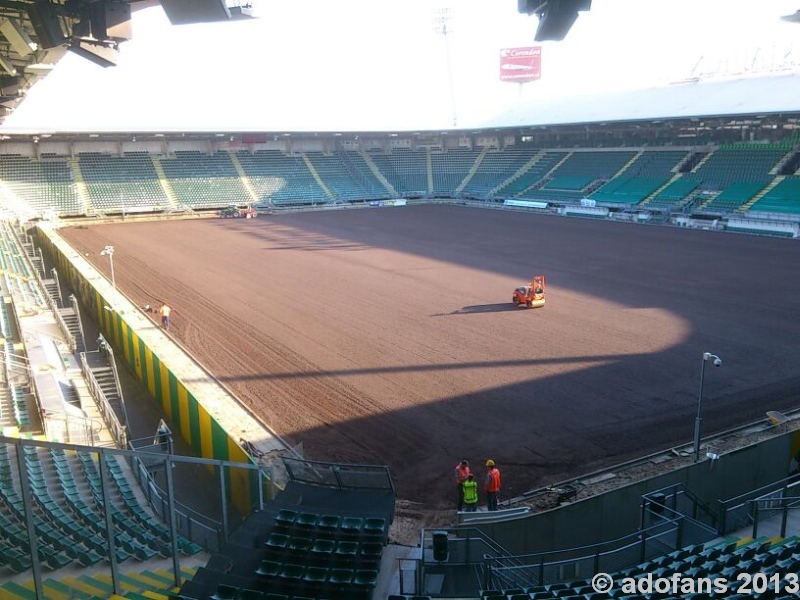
left=462, top=474, right=478, bottom=512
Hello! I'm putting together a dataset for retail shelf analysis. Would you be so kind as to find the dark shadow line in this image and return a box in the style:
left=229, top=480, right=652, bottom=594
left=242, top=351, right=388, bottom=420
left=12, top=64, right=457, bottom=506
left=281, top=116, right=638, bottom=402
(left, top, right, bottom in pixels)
left=185, top=352, right=640, bottom=384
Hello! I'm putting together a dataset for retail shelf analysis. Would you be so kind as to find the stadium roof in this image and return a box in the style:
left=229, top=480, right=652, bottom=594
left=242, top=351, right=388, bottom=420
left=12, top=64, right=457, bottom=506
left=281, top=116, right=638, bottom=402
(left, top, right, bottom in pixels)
left=0, top=0, right=253, bottom=126
left=483, top=72, right=800, bottom=129
left=0, top=1, right=797, bottom=133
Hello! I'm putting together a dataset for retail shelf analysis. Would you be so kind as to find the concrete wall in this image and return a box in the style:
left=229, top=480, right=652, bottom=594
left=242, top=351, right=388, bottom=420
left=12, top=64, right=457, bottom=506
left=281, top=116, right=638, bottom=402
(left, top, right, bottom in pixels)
left=474, top=432, right=797, bottom=554
left=36, top=224, right=268, bottom=514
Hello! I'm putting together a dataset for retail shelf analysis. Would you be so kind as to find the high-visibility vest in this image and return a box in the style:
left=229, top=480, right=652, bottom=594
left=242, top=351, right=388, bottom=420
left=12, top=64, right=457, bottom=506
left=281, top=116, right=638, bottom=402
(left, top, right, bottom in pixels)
left=485, top=467, right=501, bottom=492
left=462, top=479, right=478, bottom=505
left=455, top=464, right=470, bottom=484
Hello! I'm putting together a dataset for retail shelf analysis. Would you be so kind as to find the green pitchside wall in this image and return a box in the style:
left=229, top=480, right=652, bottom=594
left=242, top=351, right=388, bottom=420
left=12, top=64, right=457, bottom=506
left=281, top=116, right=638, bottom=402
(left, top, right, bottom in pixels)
left=35, top=224, right=266, bottom=514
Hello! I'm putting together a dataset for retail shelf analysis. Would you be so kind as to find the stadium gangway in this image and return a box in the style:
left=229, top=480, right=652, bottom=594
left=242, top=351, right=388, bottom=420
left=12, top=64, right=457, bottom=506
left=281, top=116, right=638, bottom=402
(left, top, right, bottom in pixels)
left=80, top=346, right=128, bottom=448
left=748, top=495, right=800, bottom=539
left=717, top=471, right=800, bottom=535
left=482, top=515, right=716, bottom=593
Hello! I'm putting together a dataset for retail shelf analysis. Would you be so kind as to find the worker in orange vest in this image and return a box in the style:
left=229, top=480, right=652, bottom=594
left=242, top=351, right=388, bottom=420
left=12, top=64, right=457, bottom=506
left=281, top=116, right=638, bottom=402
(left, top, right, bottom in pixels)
left=485, top=459, right=501, bottom=511
left=455, top=459, right=470, bottom=511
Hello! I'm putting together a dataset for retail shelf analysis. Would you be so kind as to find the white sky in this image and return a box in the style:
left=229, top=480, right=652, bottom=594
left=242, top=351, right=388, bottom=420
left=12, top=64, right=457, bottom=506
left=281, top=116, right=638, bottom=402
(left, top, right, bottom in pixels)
left=3, top=0, right=799, bottom=133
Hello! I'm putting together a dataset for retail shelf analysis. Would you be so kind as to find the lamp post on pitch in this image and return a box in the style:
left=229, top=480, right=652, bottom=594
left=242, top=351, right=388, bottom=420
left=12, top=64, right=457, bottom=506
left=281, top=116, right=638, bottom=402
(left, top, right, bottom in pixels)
left=693, top=351, right=722, bottom=462
left=100, top=245, right=115, bottom=290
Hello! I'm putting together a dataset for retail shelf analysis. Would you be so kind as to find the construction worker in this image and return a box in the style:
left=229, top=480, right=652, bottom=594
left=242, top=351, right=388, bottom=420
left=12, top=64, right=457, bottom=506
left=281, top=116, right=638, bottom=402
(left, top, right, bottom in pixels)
left=96, top=333, right=108, bottom=357
left=455, top=459, right=470, bottom=511
left=159, top=303, right=171, bottom=330
left=485, top=459, right=501, bottom=511
left=462, top=474, right=478, bottom=512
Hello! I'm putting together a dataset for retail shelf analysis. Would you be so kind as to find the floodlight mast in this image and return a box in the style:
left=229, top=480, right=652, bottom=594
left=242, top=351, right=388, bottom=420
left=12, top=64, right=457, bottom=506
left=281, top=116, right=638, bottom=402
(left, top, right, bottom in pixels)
left=433, top=7, right=458, bottom=128
left=100, top=245, right=115, bottom=290
left=693, top=351, right=722, bottom=463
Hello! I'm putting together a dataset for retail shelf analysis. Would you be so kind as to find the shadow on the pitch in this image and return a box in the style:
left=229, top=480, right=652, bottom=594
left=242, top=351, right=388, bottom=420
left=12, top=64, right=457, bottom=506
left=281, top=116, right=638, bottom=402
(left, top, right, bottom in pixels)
left=437, top=302, right=529, bottom=315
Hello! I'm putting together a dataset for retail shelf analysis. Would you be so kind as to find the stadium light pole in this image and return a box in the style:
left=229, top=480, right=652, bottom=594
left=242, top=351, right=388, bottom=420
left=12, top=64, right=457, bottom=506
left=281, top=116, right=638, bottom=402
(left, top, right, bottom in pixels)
left=433, top=7, right=458, bottom=127
left=100, top=245, right=116, bottom=291
left=693, top=351, right=722, bottom=462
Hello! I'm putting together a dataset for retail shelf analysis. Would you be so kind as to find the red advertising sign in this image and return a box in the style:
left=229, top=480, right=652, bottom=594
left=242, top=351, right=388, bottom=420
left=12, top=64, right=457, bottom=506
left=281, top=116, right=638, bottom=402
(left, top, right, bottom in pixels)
left=499, top=46, right=542, bottom=82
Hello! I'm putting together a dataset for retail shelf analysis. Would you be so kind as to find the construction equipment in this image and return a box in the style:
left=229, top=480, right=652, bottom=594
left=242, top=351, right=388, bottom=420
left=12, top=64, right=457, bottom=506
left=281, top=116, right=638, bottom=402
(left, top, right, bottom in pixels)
left=512, top=275, right=546, bottom=308
left=220, top=204, right=257, bottom=219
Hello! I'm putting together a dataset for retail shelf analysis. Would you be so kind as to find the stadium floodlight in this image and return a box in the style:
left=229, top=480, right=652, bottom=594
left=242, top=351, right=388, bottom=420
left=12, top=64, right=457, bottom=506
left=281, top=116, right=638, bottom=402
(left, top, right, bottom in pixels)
left=432, top=7, right=458, bottom=127
left=693, top=351, right=722, bottom=463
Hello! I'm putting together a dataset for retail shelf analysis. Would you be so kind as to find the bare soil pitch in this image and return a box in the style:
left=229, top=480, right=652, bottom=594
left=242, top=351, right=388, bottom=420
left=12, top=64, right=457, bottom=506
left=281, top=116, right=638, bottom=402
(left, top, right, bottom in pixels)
left=59, top=205, right=800, bottom=509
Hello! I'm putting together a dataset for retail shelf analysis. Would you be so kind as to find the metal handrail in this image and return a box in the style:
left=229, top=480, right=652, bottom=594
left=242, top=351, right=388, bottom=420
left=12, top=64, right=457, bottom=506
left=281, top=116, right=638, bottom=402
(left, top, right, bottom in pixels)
left=80, top=352, right=128, bottom=448
left=39, top=407, right=104, bottom=446
left=718, top=472, right=800, bottom=534
left=748, top=495, right=800, bottom=538
left=79, top=350, right=127, bottom=447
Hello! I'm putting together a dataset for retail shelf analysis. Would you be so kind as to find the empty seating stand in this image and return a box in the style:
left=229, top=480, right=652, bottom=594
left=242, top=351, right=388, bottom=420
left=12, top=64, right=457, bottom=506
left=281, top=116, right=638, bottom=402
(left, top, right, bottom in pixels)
left=0, top=155, right=82, bottom=216
left=78, top=151, right=170, bottom=213
left=161, top=151, right=252, bottom=209
left=237, top=150, right=328, bottom=206
left=430, top=148, right=483, bottom=196
left=461, top=146, right=538, bottom=198
left=217, top=506, right=387, bottom=600
left=748, top=176, right=800, bottom=216
left=367, top=148, right=429, bottom=196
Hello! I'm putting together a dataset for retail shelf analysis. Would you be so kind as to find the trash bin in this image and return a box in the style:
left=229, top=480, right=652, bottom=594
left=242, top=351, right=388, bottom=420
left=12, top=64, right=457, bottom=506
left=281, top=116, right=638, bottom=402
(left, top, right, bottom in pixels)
left=432, top=530, right=448, bottom=562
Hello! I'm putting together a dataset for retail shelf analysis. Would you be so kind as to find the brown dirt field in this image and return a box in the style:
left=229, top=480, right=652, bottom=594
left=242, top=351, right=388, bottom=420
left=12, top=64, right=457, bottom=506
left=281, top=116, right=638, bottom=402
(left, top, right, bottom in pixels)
left=58, top=204, right=800, bottom=510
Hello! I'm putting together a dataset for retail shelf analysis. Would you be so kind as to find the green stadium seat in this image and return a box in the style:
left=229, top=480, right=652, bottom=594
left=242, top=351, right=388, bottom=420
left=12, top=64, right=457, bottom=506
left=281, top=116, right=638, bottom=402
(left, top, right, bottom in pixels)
left=235, top=589, right=264, bottom=600
left=353, top=569, right=378, bottom=587
left=211, top=584, right=238, bottom=600
left=255, top=559, right=282, bottom=578
left=278, top=562, right=304, bottom=581
left=274, top=508, right=298, bottom=530
left=302, top=565, right=328, bottom=585
left=328, top=567, right=354, bottom=586
left=295, top=511, right=319, bottom=530
left=334, top=540, right=359, bottom=564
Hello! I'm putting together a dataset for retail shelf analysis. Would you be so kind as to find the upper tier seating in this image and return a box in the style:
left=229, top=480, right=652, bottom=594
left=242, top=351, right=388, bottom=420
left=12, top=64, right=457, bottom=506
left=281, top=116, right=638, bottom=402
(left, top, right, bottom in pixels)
left=684, top=148, right=785, bottom=190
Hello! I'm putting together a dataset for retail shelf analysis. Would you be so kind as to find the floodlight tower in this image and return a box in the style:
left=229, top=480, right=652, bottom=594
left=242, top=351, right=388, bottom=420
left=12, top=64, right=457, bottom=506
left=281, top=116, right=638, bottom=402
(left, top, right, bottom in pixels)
left=433, top=7, right=458, bottom=128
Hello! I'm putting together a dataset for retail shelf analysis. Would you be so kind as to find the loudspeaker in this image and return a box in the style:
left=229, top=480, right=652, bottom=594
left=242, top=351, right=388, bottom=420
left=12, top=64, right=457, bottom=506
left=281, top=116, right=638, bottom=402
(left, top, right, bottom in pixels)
left=26, top=0, right=67, bottom=49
